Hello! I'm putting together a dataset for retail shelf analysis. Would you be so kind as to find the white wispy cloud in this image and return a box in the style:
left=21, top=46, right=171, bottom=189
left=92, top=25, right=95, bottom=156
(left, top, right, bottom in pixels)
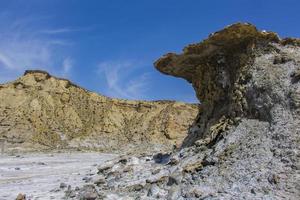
left=40, top=28, right=77, bottom=34
left=97, top=61, right=150, bottom=100
left=0, top=38, right=52, bottom=70
left=0, top=15, right=76, bottom=83
left=0, top=53, right=14, bottom=69
left=62, top=57, right=73, bottom=76
left=40, top=26, right=94, bottom=35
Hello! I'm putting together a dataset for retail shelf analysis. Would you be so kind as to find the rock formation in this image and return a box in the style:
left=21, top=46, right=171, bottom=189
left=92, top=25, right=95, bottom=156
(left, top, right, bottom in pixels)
left=155, top=23, right=299, bottom=148
left=67, top=23, right=300, bottom=199
left=0, top=70, right=197, bottom=152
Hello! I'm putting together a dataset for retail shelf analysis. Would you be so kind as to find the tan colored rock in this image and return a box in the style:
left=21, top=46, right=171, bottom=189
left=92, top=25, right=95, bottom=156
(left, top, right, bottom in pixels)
left=16, top=193, right=26, bottom=200
left=0, top=70, right=197, bottom=152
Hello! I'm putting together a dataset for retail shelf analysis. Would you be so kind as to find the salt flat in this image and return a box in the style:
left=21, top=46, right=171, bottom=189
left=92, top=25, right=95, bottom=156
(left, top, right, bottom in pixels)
left=0, top=153, right=116, bottom=200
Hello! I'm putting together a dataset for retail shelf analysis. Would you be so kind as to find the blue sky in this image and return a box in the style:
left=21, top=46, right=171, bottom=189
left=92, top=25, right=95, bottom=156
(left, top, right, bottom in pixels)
left=0, top=0, right=299, bottom=102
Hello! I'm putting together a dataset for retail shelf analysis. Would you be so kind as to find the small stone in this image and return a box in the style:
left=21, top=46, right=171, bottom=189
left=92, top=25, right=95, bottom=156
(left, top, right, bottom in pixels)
left=118, top=157, right=128, bottom=164
left=291, top=69, right=300, bottom=83
left=94, top=176, right=106, bottom=186
left=183, top=160, right=203, bottom=172
left=124, top=165, right=134, bottom=173
left=60, top=182, right=67, bottom=189
left=153, top=153, right=171, bottom=164
left=262, top=186, right=270, bottom=194
left=82, top=176, right=92, bottom=183
left=167, top=176, right=179, bottom=186
left=268, top=174, right=279, bottom=184
left=194, top=190, right=203, bottom=198
left=50, top=188, right=60, bottom=193
left=16, top=193, right=26, bottom=200
left=273, top=55, right=291, bottom=64
left=37, top=162, right=46, bottom=165
left=15, top=167, right=21, bottom=170
left=97, top=161, right=114, bottom=173
left=152, top=168, right=161, bottom=175
left=130, top=183, right=144, bottom=191
left=168, top=157, right=179, bottom=165
left=79, top=185, right=99, bottom=200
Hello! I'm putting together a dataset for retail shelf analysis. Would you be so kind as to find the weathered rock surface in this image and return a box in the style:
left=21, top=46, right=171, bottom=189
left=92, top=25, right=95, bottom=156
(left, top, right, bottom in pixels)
left=0, top=70, right=197, bottom=153
left=68, top=23, right=300, bottom=199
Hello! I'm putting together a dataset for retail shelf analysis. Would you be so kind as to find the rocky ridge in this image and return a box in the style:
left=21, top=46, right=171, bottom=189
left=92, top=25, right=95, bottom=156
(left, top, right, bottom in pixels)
left=0, top=70, right=197, bottom=153
left=65, top=23, right=300, bottom=199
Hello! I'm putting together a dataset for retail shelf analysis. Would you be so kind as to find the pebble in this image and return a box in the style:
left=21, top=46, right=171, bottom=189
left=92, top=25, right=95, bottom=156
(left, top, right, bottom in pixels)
left=94, top=176, right=106, bottom=186
left=82, top=176, right=92, bottom=182
left=60, top=182, right=67, bottom=189
left=37, top=162, right=46, bottom=165
left=79, top=184, right=99, bottom=200
left=16, top=193, right=26, bottom=200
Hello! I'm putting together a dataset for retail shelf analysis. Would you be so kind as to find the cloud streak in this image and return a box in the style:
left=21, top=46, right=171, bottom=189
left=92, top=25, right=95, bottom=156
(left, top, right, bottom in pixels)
left=0, top=53, right=14, bottom=69
left=97, top=61, right=150, bottom=100
left=40, top=28, right=77, bottom=34
left=62, top=57, right=73, bottom=76
left=0, top=15, right=76, bottom=83
left=40, top=26, right=94, bottom=35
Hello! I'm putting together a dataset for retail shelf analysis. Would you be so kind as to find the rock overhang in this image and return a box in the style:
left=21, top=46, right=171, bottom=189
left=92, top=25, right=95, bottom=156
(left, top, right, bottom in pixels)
left=154, top=23, right=280, bottom=82
left=154, top=22, right=300, bottom=147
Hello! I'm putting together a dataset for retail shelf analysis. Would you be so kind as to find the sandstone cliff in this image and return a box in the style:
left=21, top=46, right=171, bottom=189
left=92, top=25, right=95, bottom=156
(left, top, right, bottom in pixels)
left=155, top=23, right=300, bottom=148
left=0, top=70, right=198, bottom=152
left=70, top=23, right=300, bottom=199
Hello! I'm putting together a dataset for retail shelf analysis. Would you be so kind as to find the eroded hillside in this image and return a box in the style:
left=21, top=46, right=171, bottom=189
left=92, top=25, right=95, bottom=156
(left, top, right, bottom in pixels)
left=0, top=70, right=198, bottom=152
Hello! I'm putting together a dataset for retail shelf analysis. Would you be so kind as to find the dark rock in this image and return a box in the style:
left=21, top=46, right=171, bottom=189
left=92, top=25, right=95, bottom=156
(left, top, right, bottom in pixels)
left=268, top=174, right=280, bottom=184
left=37, top=162, right=46, bottom=165
left=153, top=153, right=171, bottom=164
left=82, top=176, right=92, bottom=183
left=291, top=69, right=300, bottom=83
left=75, top=186, right=80, bottom=191
left=273, top=55, right=292, bottom=64
left=59, top=182, right=67, bottom=189
left=167, top=176, right=179, bottom=186
left=118, top=157, right=128, bottom=164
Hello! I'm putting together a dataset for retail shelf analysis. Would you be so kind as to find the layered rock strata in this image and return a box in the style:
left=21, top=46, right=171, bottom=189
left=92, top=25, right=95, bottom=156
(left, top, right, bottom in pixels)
left=0, top=70, right=197, bottom=152
left=155, top=23, right=300, bottom=148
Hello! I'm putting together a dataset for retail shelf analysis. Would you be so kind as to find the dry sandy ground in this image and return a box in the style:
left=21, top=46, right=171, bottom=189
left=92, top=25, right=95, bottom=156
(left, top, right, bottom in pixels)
left=0, top=153, right=116, bottom=200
